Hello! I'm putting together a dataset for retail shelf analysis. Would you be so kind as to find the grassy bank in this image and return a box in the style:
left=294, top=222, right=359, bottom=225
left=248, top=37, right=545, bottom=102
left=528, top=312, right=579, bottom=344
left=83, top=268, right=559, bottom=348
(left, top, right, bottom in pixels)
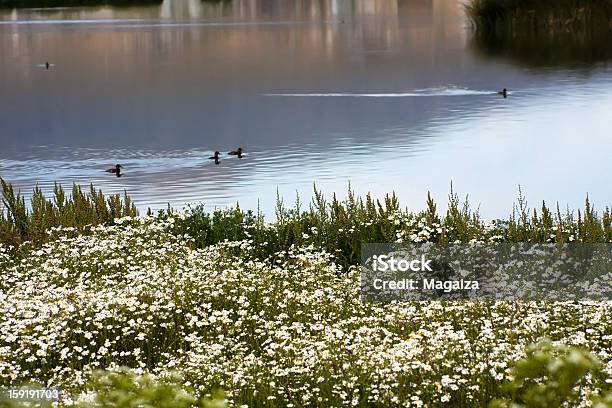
left=1, top=178, right=610, bottom=266
left=466, top=0, right=612, bottom=31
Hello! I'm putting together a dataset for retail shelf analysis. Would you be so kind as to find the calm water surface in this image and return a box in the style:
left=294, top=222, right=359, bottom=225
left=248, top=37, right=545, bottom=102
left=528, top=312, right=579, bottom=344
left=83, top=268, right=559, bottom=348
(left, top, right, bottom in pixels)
left=1, top=0, right=611, bottom=218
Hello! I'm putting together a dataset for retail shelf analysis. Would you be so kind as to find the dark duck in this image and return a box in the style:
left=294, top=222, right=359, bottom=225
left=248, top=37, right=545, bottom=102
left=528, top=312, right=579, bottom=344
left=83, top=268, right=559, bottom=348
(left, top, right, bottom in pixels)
left=228, top=147, right=243, bottom=158
left=209, top=151, right=221, bottom=165
left=105, top=164, right=122, bottom=177
left=498, top=88, right=508, bottom=98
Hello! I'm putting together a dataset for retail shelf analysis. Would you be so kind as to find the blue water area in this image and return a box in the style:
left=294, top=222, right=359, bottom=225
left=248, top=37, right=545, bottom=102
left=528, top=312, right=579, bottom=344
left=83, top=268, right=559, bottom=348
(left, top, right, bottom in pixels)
left=0, top=0, right=611, bottom=218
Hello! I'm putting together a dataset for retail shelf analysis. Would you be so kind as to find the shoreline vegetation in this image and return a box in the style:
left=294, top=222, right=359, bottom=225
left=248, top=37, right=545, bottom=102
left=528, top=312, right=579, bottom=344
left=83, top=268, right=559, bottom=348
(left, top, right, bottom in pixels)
left=1, top=178, right=610, bottom=260
left=466, top=0, right=612, bottom=32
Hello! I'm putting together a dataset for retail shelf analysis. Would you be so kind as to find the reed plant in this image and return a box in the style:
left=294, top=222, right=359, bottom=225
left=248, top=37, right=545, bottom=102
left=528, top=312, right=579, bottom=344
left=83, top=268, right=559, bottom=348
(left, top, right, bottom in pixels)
left=0, top=178, right=137, bottom=246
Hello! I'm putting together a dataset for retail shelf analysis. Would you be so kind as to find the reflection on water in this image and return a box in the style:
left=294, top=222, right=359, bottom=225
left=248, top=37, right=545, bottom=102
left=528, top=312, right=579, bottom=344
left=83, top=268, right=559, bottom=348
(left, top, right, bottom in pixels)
left=0, top=0, right=611, bottom=218
left=471, top=28, right=612, bottom=68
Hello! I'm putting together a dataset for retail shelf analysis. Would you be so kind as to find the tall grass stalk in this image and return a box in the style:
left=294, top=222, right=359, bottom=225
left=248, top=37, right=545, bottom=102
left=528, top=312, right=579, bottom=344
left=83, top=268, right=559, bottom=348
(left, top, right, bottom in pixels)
left=0, top=178, right=137, bottom=245
left=170, top=184, right=611, bottom=269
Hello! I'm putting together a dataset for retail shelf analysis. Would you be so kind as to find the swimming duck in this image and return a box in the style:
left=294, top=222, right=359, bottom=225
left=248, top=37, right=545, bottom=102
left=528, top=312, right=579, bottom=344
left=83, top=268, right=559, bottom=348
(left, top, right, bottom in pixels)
left=498, top=88, right=508, bottom=98
left=45, top=62, right=50, bottom=70
left=228, top=147, right=243, bottom=158
left=209, top=151, right=220, bottom=160
left=105, top=164, right=122, bottom=177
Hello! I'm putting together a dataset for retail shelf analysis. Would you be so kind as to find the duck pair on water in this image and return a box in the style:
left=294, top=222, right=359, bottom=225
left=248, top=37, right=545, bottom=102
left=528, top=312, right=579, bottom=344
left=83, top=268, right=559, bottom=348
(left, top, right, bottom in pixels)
left=209, top=148, right=243, bottom=165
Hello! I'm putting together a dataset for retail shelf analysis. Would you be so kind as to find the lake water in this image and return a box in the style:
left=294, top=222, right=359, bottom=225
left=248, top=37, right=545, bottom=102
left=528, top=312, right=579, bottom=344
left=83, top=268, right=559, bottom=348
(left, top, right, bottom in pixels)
left=1, top=0, right=611, bottom=219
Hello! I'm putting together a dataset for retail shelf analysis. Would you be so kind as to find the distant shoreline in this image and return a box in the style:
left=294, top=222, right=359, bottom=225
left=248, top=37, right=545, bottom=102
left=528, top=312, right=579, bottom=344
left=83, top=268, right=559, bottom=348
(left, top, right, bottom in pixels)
left=0, top=0, right=162, bottom=9
left=466, top=0, right=612, bottom=31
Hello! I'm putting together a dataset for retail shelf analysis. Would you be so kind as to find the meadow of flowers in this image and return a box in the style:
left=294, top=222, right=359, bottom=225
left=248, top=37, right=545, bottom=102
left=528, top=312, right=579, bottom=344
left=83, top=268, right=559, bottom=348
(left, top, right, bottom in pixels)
left=1, top=209, right=611, bottom=407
